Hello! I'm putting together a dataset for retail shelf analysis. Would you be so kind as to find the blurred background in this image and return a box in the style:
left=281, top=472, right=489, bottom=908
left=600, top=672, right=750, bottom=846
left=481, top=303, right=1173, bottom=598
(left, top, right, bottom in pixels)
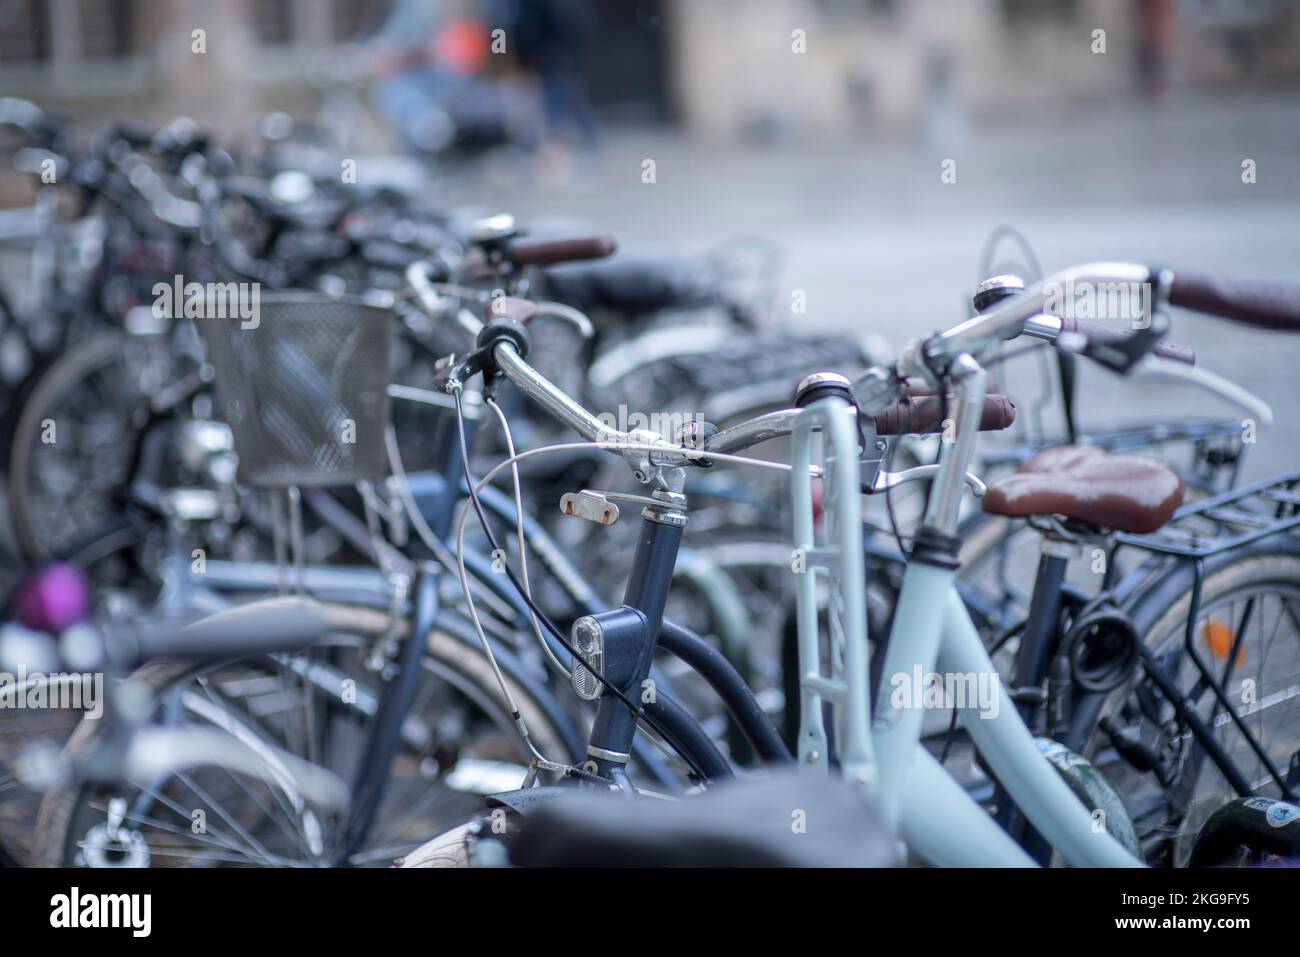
left=2, top=0, right=1299, bottom=478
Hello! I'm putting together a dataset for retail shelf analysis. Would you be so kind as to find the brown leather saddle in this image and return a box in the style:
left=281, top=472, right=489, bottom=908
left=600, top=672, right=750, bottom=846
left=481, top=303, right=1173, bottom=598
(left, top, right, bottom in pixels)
left=982, top=445, right=1184, bottom=534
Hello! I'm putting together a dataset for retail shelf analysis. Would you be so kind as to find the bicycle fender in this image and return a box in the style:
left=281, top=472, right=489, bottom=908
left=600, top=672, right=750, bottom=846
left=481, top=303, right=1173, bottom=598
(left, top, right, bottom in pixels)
left=486, top=785, right=587, bottom=818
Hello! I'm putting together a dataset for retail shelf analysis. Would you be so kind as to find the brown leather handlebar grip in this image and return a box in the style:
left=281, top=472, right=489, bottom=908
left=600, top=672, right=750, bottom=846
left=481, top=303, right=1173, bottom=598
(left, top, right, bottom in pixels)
left=506, top=235, right=617, bottom=268
left=1168, top=272, right=1300, bottom=333
left=874, top=394, right=1017, bottom=436
left=1059, top=316, right=1195, bottom=366
left=484, top=296, right=539, bottom=325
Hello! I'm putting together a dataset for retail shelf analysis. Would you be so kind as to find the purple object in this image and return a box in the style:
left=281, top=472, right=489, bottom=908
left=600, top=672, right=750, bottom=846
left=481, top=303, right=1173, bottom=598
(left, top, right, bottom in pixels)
left=12, top=564, right=90, bottom=632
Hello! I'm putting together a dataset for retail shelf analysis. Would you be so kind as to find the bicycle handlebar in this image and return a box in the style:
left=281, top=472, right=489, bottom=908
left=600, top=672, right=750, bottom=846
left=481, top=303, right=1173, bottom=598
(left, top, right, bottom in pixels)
left=701, top=391, right=1018, bottom=456
left=493, top=340, right=617, bottom=445
left=0, top=97, right=65, bottom=147
left=874, top=391, right=1018, bottom=436
left=471, top=261, right=1290, bottom=476
left=942, top=263, right=1300, bottom=375
left=506, top=234, right=616, bottom=268
left=1168, top=271, right=1300, bottom=333
left=930, top=262, right=1158, bottom=372
left=116, top=597, right=332, bottom=667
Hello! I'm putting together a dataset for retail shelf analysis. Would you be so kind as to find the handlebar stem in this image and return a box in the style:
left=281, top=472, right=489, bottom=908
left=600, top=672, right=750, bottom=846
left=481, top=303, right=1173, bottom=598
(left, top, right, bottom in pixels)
left=919, top=353, right=987, bottom=539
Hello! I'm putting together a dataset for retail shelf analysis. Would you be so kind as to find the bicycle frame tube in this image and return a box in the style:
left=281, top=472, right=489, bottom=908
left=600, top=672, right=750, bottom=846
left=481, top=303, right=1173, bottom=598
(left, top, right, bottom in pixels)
left=336, top=564, right=439, bottom=862
left=871, top=559, right=1139, bottom=865
left=867, top=352, right=1141, bottom=866
left=898, top=747, right=1035, bottom=867
left=934, top=587, right=1140, bottom=866
left=583, top=512, right=686, bottom=779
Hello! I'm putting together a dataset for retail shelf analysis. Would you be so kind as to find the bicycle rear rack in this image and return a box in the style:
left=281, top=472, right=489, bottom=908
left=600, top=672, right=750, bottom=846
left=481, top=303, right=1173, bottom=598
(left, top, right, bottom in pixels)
left=1113, top=469, right=1300, bottom=560
left=984, top=417, right=1246, bottom=496
left=1109, top=470, right=1300, bottom=803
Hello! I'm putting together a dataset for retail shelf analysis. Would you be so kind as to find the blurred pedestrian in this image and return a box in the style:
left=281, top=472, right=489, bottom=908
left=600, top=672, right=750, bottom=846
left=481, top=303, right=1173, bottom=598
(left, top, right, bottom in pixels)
left=1137, top=0, right=1173, bottom=99
left=504, top=0, right=600, bottom=150
left=367, top=0, right=512, bottom=156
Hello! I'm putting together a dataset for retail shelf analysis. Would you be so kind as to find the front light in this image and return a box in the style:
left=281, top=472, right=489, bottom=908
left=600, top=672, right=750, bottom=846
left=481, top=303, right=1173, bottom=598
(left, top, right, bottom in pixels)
left=570, top=616, right=605, bottom=700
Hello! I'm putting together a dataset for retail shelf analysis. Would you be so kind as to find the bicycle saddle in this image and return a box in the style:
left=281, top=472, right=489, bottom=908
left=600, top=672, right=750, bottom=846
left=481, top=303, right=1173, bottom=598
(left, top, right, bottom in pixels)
left=505, top=772, right=897, bottom=867
left=982, top=445, right=1183, bottom=534
left=542, top=254, right=716, bottom=315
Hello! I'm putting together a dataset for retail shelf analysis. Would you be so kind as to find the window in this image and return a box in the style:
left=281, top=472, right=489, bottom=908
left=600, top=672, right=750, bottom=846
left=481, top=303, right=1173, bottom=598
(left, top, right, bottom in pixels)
left=0, top=0, right=51, bottom=63
left=77, top=0, right=133, bottom=59
left=0, top=0, right=145, bottom=95
left=1001, top=0, right=1079, bottom=23
left=331, top=0, right=390, bottom=42
left=250, top=0, right=295, bottom=47
left=249, top=0, right=393, bottom=47
left=815, top=0, right=899, bottom=22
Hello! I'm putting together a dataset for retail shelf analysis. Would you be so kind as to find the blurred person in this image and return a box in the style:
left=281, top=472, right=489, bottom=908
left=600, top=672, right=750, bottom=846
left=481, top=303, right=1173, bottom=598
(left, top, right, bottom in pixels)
left=502, top=0, right=600, bottom=151
left=919, top=46, right=968, bottom=152
left=367, top=0, right=535, bottom=157
left=1137, top=0, right=1173, bottom=98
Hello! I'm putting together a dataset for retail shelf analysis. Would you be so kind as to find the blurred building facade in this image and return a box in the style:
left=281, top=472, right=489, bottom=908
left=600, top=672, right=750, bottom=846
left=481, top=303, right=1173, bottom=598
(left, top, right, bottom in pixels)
left=668, top=0, right=1300, bottom=137
left=1, top=0, right=1297, bottom=138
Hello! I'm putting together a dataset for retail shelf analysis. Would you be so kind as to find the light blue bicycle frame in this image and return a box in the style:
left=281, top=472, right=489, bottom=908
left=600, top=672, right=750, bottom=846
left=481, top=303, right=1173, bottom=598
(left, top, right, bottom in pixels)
left=791, top=357, right=1142, bottom=868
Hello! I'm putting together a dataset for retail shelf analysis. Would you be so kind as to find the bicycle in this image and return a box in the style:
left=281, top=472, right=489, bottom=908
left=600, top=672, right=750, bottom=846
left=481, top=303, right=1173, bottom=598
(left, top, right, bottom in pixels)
left=3, top=591, right=357, bottom=867
left=404, top=261, right=1300, bottom=868
left=21, top=265, right=766, bottom=865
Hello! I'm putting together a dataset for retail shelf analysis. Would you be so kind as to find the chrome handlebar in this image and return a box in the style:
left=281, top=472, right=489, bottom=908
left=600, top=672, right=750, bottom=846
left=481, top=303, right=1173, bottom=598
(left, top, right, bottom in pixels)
left=703, top=408, right=804, bottom=457
left=473, top=262, right=1267, bottom=499
left=493, top=341, right=618, bottom=446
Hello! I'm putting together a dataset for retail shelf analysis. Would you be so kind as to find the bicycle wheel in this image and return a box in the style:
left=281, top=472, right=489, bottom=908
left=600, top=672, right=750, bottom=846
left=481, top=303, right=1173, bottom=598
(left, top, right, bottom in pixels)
left=0, top=678, right=92, bottom=865
left=8, top=331, right=183, bottom=561
left=1088, top=542, right=1300, bottom=865
left=31, top=620, right=576, bottom=867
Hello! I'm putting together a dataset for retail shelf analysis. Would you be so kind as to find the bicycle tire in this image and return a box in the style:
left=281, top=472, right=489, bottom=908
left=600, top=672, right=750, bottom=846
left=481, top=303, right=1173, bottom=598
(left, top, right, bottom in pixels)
left=30, top=616, right=576, bottom=868
left=8, top=332, right=137, bottom=561
left=1086, top=538, right=1300, bottom=864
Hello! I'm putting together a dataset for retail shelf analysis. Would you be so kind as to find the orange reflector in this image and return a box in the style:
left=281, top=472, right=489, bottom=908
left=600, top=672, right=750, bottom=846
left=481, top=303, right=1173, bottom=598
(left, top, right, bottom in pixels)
left=1201, top=620, right=1246, bottom=666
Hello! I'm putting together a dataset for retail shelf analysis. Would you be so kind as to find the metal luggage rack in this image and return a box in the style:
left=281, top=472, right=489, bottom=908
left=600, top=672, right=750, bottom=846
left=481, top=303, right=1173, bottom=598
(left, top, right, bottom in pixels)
left=1112, top=469, right=1300, bottom=561
left=983, top=418, right=1246, bottom=495
left=1107, top=470, right=1300, bottom=802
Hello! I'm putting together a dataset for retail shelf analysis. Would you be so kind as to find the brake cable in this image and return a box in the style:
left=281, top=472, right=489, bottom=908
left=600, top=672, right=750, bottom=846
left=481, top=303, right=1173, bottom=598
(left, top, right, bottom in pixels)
left=449, top=385, right=799, bottom=784
left=451, top=389, right=712, bottom=783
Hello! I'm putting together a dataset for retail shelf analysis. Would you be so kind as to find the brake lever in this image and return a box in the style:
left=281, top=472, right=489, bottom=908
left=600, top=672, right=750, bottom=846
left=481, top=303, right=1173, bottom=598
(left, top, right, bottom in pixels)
left=405, top=260, right=447, bottom=317
left=533, top=301, right=596, bottom=340
left=864, top=464, right=987, bottom=497
left=1129, top=355, right=1274, bottom=428
left=1059, top=310, right=1170, bottom=375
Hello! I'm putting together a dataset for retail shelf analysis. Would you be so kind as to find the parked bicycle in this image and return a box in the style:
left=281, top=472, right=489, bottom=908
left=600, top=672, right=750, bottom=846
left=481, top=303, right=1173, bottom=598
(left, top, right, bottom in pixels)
left=399, top=261, right=1300, bottom=868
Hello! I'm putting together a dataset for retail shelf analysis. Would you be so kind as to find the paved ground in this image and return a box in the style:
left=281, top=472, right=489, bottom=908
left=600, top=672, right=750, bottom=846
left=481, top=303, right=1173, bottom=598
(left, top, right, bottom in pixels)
left=446, top=87, right=1300, bottom=484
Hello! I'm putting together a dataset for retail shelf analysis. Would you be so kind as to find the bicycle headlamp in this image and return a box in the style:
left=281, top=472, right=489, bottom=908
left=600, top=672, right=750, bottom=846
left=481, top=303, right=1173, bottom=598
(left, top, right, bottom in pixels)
left=570, top=616, right=605, bottom=700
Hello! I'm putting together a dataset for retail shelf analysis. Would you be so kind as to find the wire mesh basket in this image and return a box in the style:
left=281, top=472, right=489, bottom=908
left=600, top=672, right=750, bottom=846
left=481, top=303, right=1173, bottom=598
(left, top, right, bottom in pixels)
left=198, top=291, right=394, bottom=489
